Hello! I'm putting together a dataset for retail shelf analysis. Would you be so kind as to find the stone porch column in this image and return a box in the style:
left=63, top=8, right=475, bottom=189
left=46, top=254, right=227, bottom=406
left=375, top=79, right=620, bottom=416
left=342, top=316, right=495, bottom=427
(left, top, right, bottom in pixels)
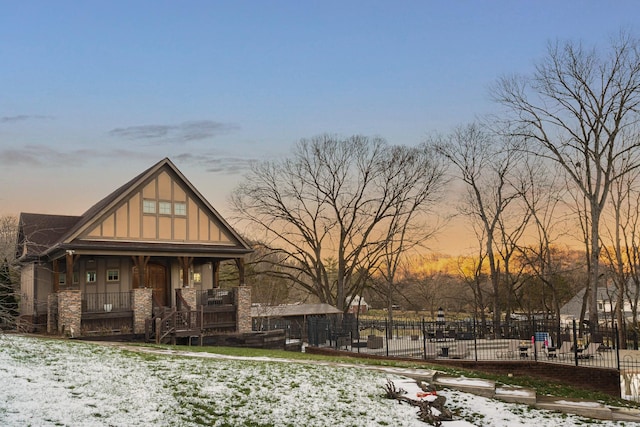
left=179, top=287, right=198, bottom=310
left=132, top=288, right=153, bottom=334
left=47, top=293, right=58, bottom=334
left=236, top=285, right=252, bottom=333
left=58, top=290, right=81, bottom=338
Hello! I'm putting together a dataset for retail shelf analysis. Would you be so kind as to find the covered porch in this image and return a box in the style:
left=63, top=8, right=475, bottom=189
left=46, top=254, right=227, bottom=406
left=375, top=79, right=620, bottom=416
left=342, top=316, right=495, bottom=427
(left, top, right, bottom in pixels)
left=45, top=251, right=251, bottom=341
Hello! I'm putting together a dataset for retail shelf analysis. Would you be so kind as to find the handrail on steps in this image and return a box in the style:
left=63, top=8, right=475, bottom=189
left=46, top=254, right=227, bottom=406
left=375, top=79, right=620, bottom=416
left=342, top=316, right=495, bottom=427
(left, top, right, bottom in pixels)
left=154, top=308, right=201, bottom=344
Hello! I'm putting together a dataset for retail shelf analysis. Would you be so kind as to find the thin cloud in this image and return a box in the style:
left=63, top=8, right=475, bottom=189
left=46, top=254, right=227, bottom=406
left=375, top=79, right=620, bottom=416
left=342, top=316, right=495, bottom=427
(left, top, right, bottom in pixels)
left=0, top=145, right=144, bottom=167
left=174, top=152, right=255, bottom=175
left=109, top=120, right=240, bottom=144
left=0, top=115, right=53, bottom=124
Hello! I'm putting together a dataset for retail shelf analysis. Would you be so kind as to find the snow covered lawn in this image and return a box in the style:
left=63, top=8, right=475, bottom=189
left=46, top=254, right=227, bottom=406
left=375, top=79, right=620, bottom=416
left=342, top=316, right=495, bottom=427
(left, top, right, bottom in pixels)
left=0, top=335, right=632, bottom=426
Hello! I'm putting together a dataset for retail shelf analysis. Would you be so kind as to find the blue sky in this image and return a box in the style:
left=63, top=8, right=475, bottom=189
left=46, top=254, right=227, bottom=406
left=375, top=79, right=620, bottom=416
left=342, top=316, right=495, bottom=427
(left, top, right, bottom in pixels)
left=1, top=1, right=638, bottom=251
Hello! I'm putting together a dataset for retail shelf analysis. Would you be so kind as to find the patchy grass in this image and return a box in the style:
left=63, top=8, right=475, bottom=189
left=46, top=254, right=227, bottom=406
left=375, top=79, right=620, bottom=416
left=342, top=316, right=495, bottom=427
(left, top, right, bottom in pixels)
left=0, top=335, right=635, bottom=426
left=140, top=342, right=639, bottom=408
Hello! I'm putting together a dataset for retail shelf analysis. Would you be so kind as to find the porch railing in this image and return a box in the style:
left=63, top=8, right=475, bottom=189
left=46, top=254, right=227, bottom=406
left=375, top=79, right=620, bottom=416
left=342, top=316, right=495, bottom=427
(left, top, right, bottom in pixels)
left=83, top=292, right=131, bottom=313
left=197, top=288, right=236, bottom=306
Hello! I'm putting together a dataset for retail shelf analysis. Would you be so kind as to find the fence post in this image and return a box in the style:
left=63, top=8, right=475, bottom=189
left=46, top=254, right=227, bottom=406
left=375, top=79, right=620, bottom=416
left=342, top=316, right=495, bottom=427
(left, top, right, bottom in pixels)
left=533, top=318, right=538, bottom=361
left=473, top=317, right=478, bottom=361
left=572, top=319, right=579, bottom=366
left=422, top=318, right=427, bottom=360
left=356, top=314, right=360, bottom=354
left=385, top=318, right=389, bottom=357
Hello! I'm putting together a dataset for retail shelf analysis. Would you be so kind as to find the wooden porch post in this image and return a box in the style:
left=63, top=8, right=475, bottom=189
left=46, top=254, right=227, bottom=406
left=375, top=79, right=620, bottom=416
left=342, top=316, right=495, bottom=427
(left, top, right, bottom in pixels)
left=53, top=259, right=59, bottom=293
left=65, top=251, right=79, bottom=289
left=235, top=258, right=245, bottom=285
left=211, top=260, right=220, bottom=288
left=178, top=257, right=193, bottom=287
left=131, top=256, right=150, bottom=288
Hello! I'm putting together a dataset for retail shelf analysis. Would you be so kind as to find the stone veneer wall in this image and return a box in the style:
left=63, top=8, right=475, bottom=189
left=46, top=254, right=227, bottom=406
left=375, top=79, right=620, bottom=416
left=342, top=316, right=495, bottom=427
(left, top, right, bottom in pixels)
left=132, top=288, right=153, bottom=334
left=179, top=287, right=198, bottom=310
left=57, top=290, right=81, bottom=337
left=47, top=293, right=58, bottom=334
left=236, top=285, right=252, bottom=333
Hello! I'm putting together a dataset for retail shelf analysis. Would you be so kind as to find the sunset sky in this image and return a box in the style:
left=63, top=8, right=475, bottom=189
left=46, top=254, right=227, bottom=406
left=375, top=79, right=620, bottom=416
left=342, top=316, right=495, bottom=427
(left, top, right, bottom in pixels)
left=1, top=1, right=638, bottom=254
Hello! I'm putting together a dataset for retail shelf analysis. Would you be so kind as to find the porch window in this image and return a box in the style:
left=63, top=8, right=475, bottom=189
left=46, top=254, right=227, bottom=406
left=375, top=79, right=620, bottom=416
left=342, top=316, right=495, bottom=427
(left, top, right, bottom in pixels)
left=60, top=272, right=80, bottom=285
left=106, top=269, right=120, bottom=282
left=86, top=271, right=97, bottom=283
left=174, top=202, right=186, bottom=216
left=143, top=199, right=156, bottom=214
left=159, top=201, right=172, bottom=215
left=192, top=271, right=202, bottom=283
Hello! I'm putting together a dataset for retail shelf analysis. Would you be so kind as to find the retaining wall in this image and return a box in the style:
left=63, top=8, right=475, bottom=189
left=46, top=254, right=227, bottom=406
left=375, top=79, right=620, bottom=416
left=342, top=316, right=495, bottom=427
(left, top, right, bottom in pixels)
left=306, top=346, right=621, bottom=398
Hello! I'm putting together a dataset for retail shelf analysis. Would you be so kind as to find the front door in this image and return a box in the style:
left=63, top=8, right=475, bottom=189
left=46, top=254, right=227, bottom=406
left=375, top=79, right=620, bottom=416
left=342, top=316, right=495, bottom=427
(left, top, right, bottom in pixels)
left=133, top=263, right=168, bottom=306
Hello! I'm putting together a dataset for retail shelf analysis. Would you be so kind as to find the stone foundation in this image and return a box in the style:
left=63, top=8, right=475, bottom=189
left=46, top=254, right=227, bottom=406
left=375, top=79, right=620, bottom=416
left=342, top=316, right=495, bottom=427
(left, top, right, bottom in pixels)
left=132, top=288, right=152, bottom=334
left=47, top=293, right=58, bottom=334
left=236, top=285, right=252, bottom=333
left=179, top=287, right=198, bottom=310
left=58, top=290, right=81, bottom=337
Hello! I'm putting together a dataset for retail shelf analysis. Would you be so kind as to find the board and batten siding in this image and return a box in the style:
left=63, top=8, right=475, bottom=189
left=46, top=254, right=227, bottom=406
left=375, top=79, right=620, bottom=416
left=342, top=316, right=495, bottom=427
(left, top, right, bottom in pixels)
left=20, top=264, right=53, bottom=316
left=83, top=171, right=232, bottom=243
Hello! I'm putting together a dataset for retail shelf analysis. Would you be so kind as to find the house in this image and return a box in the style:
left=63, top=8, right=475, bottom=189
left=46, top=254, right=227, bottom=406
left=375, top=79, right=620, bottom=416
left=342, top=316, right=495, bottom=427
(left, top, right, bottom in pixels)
left=560, top=285, right=634, bottom=327
left=347, top=295, right=369, bottom=314
left=16, top=158, right=253, bottom=342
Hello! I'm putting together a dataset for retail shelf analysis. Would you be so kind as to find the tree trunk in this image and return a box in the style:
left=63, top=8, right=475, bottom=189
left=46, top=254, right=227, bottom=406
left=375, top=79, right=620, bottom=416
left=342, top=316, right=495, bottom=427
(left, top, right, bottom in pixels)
left=589, top=202, right=601, bottom=335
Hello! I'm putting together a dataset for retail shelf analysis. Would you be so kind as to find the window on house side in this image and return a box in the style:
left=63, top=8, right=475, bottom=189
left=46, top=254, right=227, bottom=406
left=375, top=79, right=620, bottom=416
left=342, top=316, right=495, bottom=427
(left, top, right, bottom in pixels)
left=174, top=202, right=186, bottom=216
left=159, top=201, right=172, bottom=215
left=86, top=271, right=97, bottom=283
left=60, top=272, right=79, bottom=285
left=107, top=269, right=120, bottom=282
left=143, top=199, right=156, bottom=214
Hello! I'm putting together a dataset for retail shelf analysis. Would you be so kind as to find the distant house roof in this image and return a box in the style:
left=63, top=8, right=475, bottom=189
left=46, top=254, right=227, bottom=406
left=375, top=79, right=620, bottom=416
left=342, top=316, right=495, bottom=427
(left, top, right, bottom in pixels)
left=348, top=296, right=368, bottom=307
left=251, top=303, right=341, bottom=318
left=560, top=286, right=627, bottom=319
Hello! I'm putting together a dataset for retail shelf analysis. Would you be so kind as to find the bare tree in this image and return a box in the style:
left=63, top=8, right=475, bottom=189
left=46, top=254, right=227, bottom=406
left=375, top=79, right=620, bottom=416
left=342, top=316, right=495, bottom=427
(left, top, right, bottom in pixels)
left=624, top=192, right=640, bottom=333
left=0, top=215, right=18, bottom=262
left=456, top=251, right=490, bottom=336
left=369, top=144, right=446, bottom=329
left=0, top=215, right=19, bottom=327
left=433, top=123, right=525, bottom=336
left=516, top=159, right=564, bottom=308
left=493, top=31, right=640, bottom=332
left=231, top=135, right=446, bottom=311
left=601, top=157, right=640, bottom=346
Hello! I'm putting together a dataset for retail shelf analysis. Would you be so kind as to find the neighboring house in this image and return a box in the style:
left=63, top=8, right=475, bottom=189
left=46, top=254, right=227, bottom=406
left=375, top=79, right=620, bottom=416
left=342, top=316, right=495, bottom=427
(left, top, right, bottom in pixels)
left=251, top=303, right=342, bottom=339
left=16, top=158, right=253, bottom=341
left=347, top=295, right=369, bottom=314
left=560, top=285, right=634, bottom=326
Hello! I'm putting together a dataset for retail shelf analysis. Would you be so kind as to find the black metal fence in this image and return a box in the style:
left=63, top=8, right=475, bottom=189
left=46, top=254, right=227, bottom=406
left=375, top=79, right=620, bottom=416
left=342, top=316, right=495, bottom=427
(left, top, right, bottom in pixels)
left=307, top=315, right=624, bottom=370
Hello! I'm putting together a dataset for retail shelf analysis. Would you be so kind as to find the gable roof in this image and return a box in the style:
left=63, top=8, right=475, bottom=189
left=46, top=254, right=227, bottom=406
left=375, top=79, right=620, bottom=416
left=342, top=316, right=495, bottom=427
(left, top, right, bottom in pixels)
left=560, top=285, right=627, bottom=318
left=17, top=213, right=82, bottom=260
left=17, top=158, right=251, bottom=261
